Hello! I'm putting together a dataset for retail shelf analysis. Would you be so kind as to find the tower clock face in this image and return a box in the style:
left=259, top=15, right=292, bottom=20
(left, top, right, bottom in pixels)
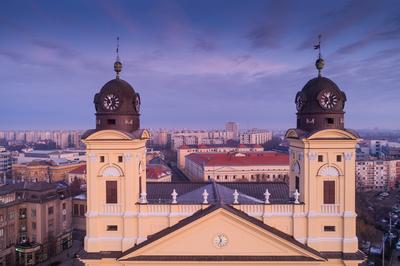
left=295, top=92, right=306, bottom=111
left=103, top=94, right=120, bottom=111
left=319, top=91, right=338, bottom=109
left=213, top=233, right=228, bottom=248
left=135, top=94, right=141, bottom=113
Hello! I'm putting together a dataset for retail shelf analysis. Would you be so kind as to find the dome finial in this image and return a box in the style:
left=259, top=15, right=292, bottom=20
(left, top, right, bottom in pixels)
left=314, top=34, right=324, bottom=77
left=114, top=37, right=122, bottom=79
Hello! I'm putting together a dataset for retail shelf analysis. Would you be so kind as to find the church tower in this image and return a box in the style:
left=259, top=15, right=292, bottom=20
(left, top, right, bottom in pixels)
left=285, top=38, right=359, bottom=253
left=82, top=49, right=150, bottom=252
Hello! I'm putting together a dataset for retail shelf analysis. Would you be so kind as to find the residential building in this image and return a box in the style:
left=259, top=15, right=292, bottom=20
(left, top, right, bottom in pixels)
left=79, top=57, right=363, bottom=265
left=67, top=164, right=87, bottom=184
left=0, top=182, right=72, bottom=266
left=72, top=194, right=87, bottom=235
left=12, top=160, right=85, bottom=183
left=239, top=129, right=272, bottom=145
left=225, top=122, right=239, bottom=140
left=177, top=143, right=263, bottom=170
left=0, top=147, right=12, bottom=183
left=146, top=164, right=172, bottom=182
left=171, top=130, right=236, bottom=150
left=185, top=151, right=289, bottom=182
left=356, top=159, right=400, bottom=191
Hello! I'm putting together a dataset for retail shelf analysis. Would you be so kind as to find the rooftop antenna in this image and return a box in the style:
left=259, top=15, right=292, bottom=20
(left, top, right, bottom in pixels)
left=114, top=37, right=122, bottom=79
left=314, top=34, right=324, bottom=77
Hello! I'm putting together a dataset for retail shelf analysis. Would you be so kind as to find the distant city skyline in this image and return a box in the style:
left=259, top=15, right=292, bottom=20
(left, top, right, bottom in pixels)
left=1, top=0, right=400, bottom=130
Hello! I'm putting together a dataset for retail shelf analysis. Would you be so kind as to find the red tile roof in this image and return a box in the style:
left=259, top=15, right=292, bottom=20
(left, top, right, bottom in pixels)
left=68, top=164, right=86, bottom=175
left=186, top=152, right=289, bottom=167
left=147, top=164, right=171, bottom=180
left=178, top=144, right=263, bottom=150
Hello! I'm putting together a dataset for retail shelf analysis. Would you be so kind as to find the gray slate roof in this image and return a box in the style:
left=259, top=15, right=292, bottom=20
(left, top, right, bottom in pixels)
left=146, top=181, right=290, bottom=204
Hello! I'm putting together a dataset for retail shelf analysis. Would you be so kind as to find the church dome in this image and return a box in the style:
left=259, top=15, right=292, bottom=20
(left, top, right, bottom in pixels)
left=295, top=55, right=347, bottom=132
left=94, top=78, right=139, bottom=114
left=93, top=59, right=141, bottom=132
left=295, top=76, right=346, bottom=114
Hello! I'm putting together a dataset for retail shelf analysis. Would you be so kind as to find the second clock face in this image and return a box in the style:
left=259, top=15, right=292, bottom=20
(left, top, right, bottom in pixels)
left=295, top=92, right=306, bottom=111
left=103, top=94, right=120, bottom=111
left=319, top=91, right=338, bottom=109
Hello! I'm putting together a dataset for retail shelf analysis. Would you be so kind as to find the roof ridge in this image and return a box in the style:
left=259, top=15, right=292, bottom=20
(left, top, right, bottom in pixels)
left=212, top=180, right=222, bottom=204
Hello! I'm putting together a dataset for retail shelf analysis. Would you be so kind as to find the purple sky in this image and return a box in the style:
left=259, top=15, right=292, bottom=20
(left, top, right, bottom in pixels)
left=1, top=0, right=400, bottom=130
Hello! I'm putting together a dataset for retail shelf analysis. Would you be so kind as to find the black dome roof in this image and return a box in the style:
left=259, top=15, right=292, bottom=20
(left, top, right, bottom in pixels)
left=296, top=76, right=346, bottom=114
left=94, top=78, right=139, bottom=114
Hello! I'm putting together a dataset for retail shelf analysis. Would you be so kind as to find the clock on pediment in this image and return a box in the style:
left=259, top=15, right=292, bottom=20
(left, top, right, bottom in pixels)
left=213, top=233, right=228, bottom=248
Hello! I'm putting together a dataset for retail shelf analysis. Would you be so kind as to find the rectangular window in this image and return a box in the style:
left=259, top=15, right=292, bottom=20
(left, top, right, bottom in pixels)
left=118, top=156, right=123, bottom=163
left=100, top=156, right=105, bottom=163
left=79, top=205, right=85, bottom=216
left=31, top=209, right=36, bottom=217
left=295, top=176, right=300, bottom=191
left=48, top=207, right=54, bottom=215
left=336, top=155, right=342, bottom=162
left=0, top=228, right=3, bottom=237
left=107, top=119, right=116, bottom=125
left=73, top=204, right=79, bottom=215
left=318, top=155, right=323, bottom=162
left=324, top=226, right=336, bottom=232
left=32, top=222, right=36, bottom=230
left=326, top=118, right=334, bottom=124
left=62, top=202, right=66, bottom=210
left=106, top=181, right=118, bottom=204
left=107, top=225, right=118, bottom=231
left=323, top=181, right=335, bottom=204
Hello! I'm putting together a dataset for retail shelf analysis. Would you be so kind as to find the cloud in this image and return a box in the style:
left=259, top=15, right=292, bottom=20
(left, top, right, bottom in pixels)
left=336, top=15, right=400, bottom=54
left=32, top=40, right=78, bottom=58
left=245, top=1, right=293, bottom=49
left=247, top=25, right=281, bottom=49
left=298, top=0, right=380, bottom=50
left=193, top=37, right=216, bottom=53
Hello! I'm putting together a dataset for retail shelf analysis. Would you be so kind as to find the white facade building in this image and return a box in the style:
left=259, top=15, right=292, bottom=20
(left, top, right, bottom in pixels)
left=239, top=130, right=272, bottom=145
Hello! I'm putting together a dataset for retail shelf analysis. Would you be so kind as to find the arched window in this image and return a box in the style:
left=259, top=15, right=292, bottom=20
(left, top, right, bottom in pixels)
left=295, top=176, right=300, bottom=191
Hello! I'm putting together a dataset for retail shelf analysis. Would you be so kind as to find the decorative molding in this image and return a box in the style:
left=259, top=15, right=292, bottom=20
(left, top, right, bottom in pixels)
left=343, top=237, right=358, bottom=243
left=343, top=211, right=357, bottom=218
left=102, top=166, right=122, bottom=177
left=308, top=152, right=317, bottom=161
left=292, top=162, right=300, bottom=175
left=124, top=153, right=132, bottom=162
left=124, top=211, right=139, bottom=217
left=308, top=237, right=343, bottom=243
left=319, top=166, right=340, bottom=177
left=88, top=153, right=96, bottom=162
left=344, top=152, right=353, bottom=161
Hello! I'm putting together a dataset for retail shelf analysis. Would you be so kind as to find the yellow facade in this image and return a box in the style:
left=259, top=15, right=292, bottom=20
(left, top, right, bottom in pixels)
left=80, top=128, right=363, bottom=266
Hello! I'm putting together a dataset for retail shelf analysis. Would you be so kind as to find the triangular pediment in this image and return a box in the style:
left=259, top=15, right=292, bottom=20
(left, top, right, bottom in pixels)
left=119, top=204, right=325, bottom=262
left=308, top=129, right=358, bottom=140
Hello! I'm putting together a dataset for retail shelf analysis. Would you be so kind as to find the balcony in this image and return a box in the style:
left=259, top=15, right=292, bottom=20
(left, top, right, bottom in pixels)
left=103, top=204, right=121, bottom=213
left=320, top=204, right=340, bottom=214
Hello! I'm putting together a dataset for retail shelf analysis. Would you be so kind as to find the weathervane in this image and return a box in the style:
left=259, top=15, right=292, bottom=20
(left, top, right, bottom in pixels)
left=114, top=37, right=122, bottom=79
left=314, top=34, right=325, bottom=77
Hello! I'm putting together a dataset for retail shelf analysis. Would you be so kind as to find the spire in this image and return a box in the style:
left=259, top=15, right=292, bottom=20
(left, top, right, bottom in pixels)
left=114, top=37, right=122, bottom=79
left=314, top=34, right=325, bottom=77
